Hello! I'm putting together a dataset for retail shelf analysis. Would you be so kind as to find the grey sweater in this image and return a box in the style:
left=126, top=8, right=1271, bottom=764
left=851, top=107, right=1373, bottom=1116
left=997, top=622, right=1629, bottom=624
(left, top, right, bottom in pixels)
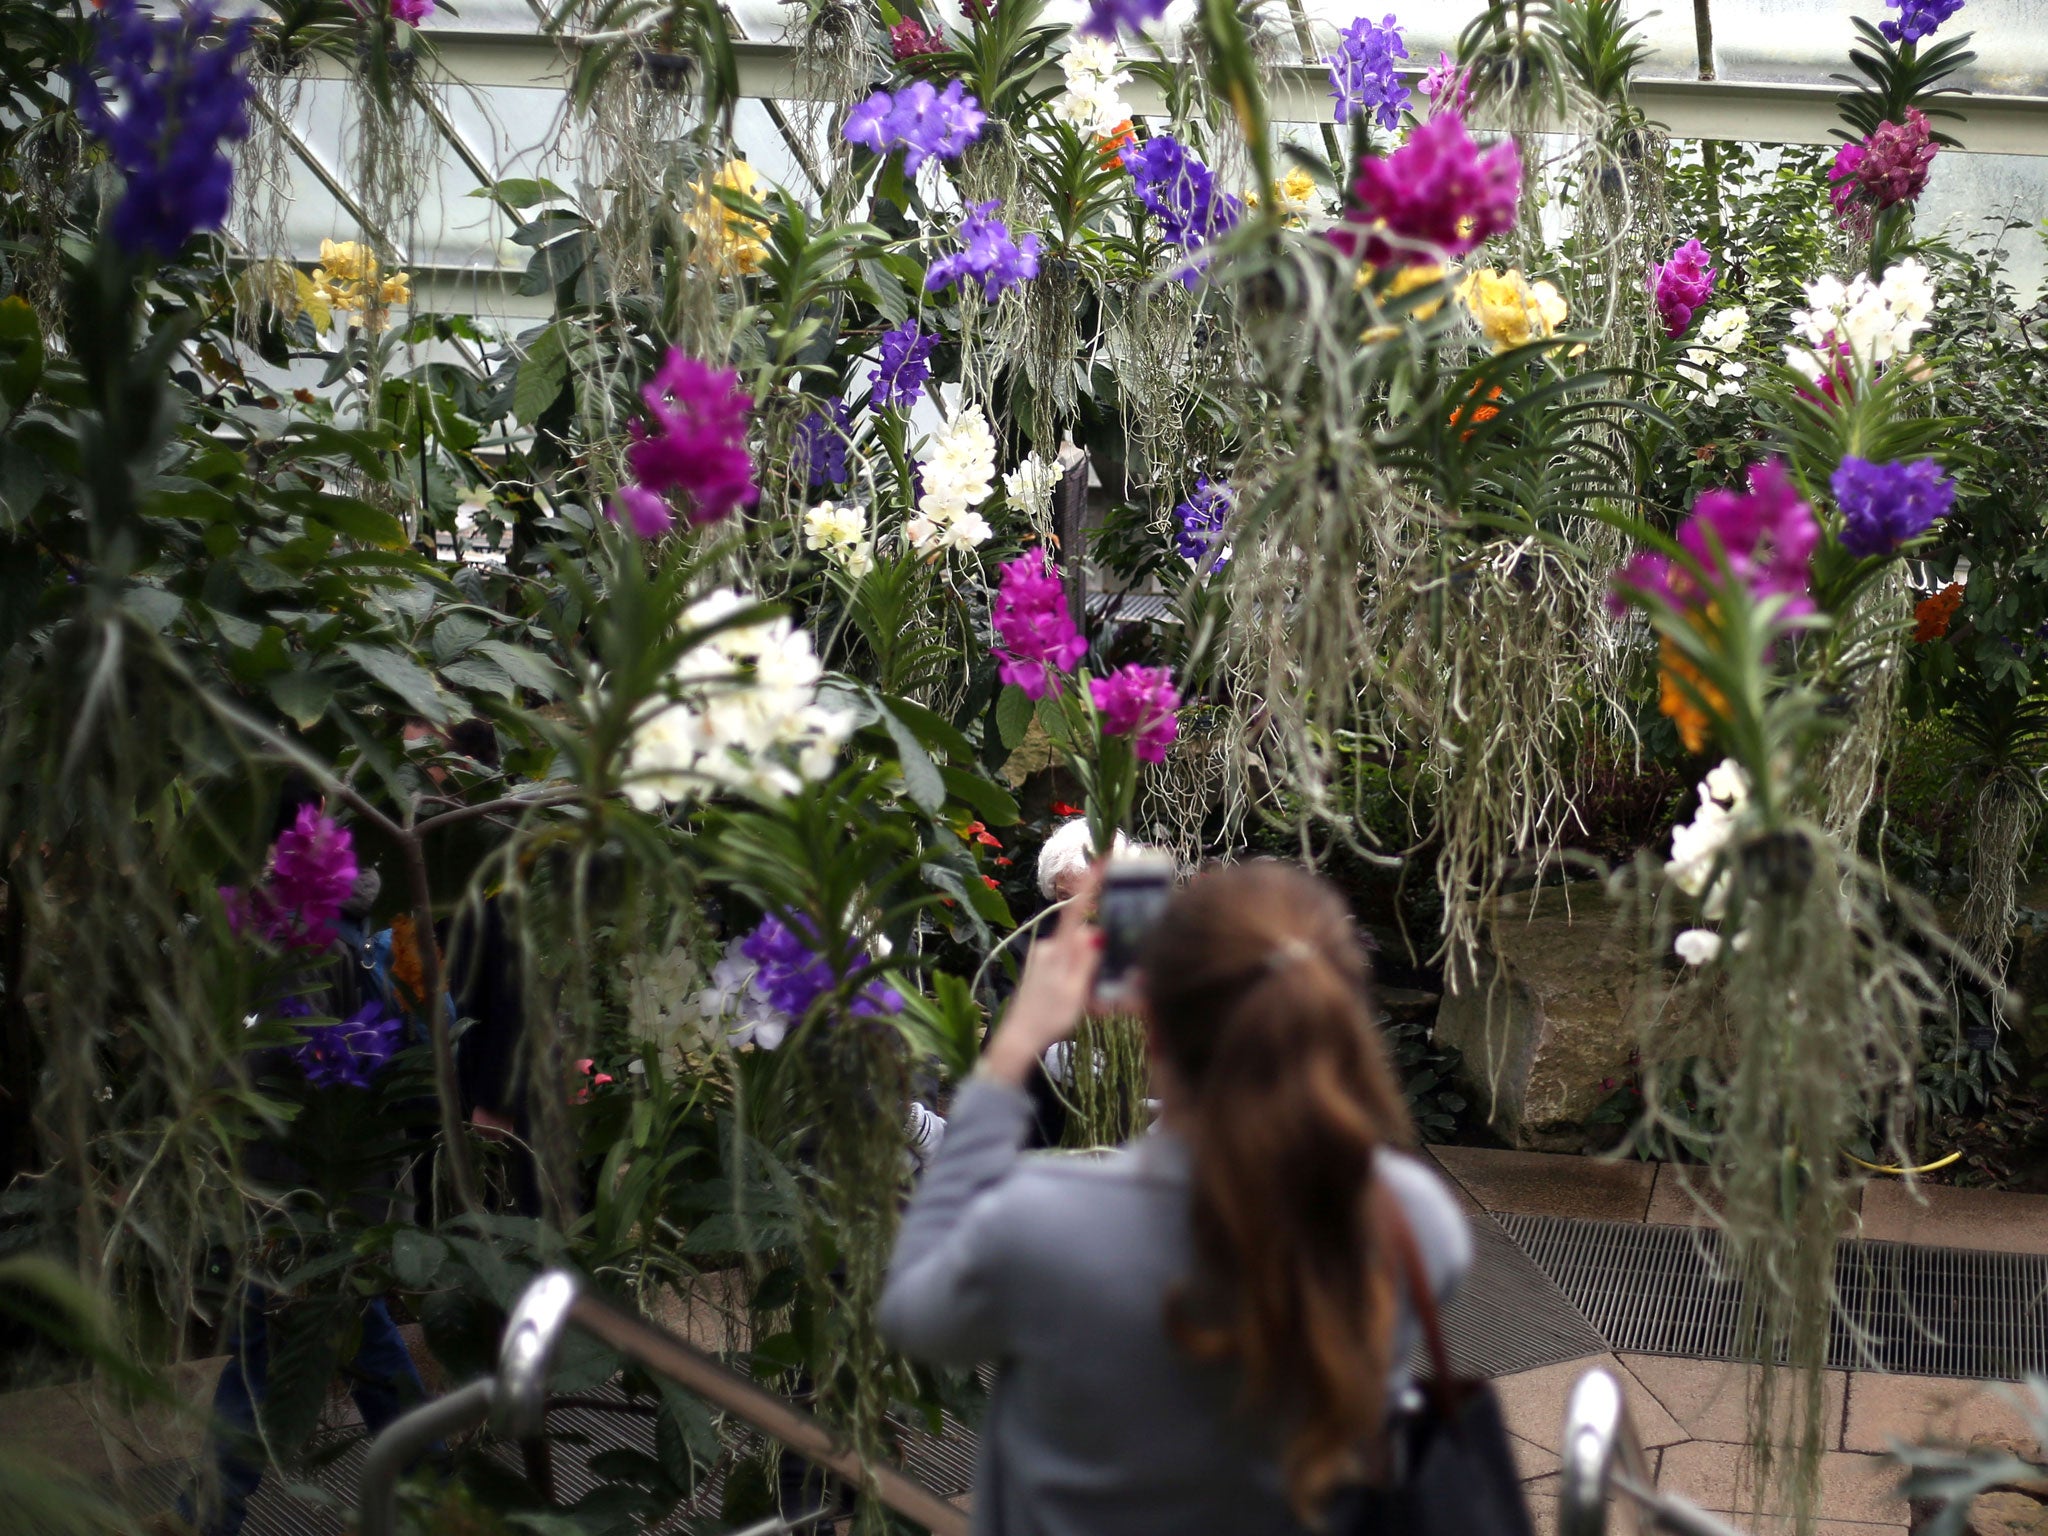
left=878, top=1079, right=1474, bottom=1536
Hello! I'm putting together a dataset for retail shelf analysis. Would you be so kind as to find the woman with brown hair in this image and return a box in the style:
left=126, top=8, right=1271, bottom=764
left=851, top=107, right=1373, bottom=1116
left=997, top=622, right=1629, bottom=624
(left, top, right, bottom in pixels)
left=879, top=859, right=1472, bottom=1535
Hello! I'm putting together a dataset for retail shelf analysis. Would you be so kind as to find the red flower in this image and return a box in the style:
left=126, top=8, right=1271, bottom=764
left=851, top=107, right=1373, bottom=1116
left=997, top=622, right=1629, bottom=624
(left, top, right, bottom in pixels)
left=1097, top=119, right=1135, bottom=170
left=994, top=856, right=1012, bottom=866
left=982, top=875, right=1001, bottom=890
left=1052, top=800, right=1082, bottom=817
left=1914, top=583, right=1963, bottom=643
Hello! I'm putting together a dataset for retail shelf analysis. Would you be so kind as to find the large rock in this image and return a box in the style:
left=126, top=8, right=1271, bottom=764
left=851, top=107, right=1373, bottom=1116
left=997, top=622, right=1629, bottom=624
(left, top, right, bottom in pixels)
left=1432, top=882, right=1645, bottom=1148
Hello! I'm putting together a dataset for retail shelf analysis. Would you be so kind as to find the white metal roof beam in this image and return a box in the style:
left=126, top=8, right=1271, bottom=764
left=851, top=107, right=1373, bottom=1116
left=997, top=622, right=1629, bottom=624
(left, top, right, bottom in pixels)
left=358, top=33, right=2048, bottom=154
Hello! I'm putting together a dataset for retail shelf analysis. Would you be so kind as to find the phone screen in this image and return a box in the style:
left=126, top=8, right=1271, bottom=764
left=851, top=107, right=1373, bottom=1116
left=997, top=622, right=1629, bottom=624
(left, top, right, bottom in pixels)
left=1094, top=855, right=1174, bottom=1003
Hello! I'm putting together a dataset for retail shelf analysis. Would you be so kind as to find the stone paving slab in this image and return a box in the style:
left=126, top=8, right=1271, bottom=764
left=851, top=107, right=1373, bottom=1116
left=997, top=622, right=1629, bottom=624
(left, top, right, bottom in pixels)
left=1428, top=1145, right=1657, bottom=1223
left=1654, top=1442, right=1907, bottom=1526
left=1842, top=1370, right=2044, bottom=1459
left=1494, top=1354, right=1688, bottom=1453
left=1647, top=1164, right=1865, bottom=1233
left=1860, top=1181, right=2048, bottom=1257
left=1619, top=1354, right=1849, bottom=1448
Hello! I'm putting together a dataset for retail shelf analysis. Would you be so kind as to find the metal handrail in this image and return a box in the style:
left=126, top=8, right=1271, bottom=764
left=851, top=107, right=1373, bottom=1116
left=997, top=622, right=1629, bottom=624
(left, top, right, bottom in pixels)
left=356, top=1268, right=970, bottom=1536
left=1559, top=1368, right=1753, bottom=1536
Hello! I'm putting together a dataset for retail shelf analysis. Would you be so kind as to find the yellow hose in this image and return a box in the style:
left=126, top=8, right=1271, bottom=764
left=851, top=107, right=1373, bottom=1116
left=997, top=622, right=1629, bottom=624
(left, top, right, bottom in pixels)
left=1846, top=1150, right=1963, bottom=1176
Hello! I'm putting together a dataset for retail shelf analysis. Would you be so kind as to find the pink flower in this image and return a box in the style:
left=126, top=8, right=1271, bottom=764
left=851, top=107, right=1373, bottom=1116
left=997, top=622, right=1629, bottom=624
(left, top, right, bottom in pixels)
left=1827, top=110, right=1937, bottom=236
left=608, top=484, right=675, bottom=539
left=991, top=548, right=1089, bottom=699
left=625, top=351, right=757, bottom=526
left=389, top=0, right=433, bottom=22
left=1611, top=460, right=1819, bottom=621
left=1651, top=238, right=1717, bottom=339
left=1091, top=664, right=1180, bottom=763
left=1330, top=111, right=1519, bottom=268
left=223, top=804, right=358, bottom=950
left=889, top=17, right=944, bottom=59
left=1419, top=51, right=1472, bottom=117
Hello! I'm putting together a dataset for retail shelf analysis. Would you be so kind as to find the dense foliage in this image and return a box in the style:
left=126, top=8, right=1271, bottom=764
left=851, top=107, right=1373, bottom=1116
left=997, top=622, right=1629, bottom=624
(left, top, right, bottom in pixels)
left=0, top=0, right=2043, bottom=1532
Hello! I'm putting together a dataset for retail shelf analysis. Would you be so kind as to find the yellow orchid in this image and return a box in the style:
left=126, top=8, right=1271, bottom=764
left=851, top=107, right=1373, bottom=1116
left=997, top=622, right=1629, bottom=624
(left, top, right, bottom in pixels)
left=687, top=159, right=770, bottom=277
left=309, top=238, right=411, bottom=327
left=1359, top=262, right=1449, bottom=342
left=1457, top=268, right=1568, bottom=351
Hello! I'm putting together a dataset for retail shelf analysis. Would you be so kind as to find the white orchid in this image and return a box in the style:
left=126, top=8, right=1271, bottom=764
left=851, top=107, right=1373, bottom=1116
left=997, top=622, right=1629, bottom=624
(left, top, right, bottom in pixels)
left=1664, top=759, right=1752, bottom=920
left=1785, top=259, right=1934, bottom=380
left=624, top=588, right=854, bottom=807
left=910, top=406, right=999, bottom=554
left=1052, top=35, right=1131, bottom=137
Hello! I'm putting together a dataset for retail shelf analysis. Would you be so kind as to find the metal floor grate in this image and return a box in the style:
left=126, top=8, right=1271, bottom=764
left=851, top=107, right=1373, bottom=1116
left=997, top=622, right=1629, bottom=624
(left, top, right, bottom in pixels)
left=1501, top=1214, right=2048, bottom=1381
left=1430, top=1214, right=1607, bottom=1379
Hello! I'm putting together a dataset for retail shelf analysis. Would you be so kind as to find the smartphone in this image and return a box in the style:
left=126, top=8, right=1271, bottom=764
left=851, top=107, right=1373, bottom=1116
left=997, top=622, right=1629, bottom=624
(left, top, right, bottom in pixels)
left=1093, top=850, right=1176, bottom=1007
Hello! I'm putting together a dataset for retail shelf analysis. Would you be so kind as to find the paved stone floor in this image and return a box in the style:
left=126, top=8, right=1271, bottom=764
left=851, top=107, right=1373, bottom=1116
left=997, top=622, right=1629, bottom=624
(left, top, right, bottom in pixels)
left=1428, top=1146, right=2048, bottom=1535
left=11, top=1151, right=2048, bottom=1533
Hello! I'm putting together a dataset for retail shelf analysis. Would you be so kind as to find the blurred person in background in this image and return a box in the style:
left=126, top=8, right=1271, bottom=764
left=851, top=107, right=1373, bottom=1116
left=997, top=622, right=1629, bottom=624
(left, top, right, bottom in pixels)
left=880, top=859, right=1471, bottom=1536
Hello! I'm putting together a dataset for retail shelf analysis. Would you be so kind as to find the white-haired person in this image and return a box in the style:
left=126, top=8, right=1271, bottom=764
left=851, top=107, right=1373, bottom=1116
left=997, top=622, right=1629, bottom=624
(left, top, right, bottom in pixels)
left=1036, top=816, right=1128, bottom=905
left=1008, top=819, right=1141, bottom=1146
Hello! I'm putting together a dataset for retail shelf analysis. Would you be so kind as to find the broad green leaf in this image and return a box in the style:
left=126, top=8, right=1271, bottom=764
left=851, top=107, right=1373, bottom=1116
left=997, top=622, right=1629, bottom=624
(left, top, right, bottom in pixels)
left=513, top=322, right=572, bottom=426
left=391, top=1228, right=447, bottom=1289
left=996, top=683, right=1035, bottom=751
left=879, top=704, right=945, bottom=812
left=340, top=642, right=453, bottom=721
left=266, top=669, right=335, bottom=729
left=475, top=639, right=566, bottom=697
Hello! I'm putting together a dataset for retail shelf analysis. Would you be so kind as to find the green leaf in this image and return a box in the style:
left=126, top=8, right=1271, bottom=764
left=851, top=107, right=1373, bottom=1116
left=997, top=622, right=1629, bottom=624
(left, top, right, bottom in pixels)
left=310, top=496, right=407, bottom=548
left=513, top=323, right=572, bottom=426
left=475, top=639, right=566, bottom=697
left=121, top=584, right=183, bottom=633
left=940, top=765, right=1019, bottom=826
left=471, top=177, right=571, bottom=211
left=208, top=607, right=263, bottom=650
left=996, top=684, right=1035, bottom=750
left=879, top=704, right=946, bottom=812
left=266, top=669, right=335, bottom=728
left=440, top=654, right=515, bottom=699
left=258, top=1300, right=347, bottom=1459
left=340, top=642, right=454, bottom=722
left=391, top=1228, right=447, bottom=1289
left=0, top=295, right=45, bottom=417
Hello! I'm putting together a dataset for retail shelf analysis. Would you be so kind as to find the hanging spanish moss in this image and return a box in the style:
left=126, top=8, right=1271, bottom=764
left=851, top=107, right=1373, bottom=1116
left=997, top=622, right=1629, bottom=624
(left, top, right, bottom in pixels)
left=1014, top=258, right=1086, bottom=451
left=789, top=0, right=878, bottom=214
left=1814, top=570, right=1908, bottom=843
left=1401, top=538, right=1603, bottom=990
left=0, top=621, right=266, bottom=1378
left=1135, top=702, right=1243, bottom=870
left=1955, top=767, right=2044, bottom=995
left=789, top=1016, right=913, bottom=1529
left=230, top=46, right=311, bottom=344
left=1105, top=278, right=1200, bottom=487
left=1057, top=1015, right=1151, bottom=1149
left=1629, top=825, right=1948, bottom=1534
left=587, top=63, right=697, bottom=304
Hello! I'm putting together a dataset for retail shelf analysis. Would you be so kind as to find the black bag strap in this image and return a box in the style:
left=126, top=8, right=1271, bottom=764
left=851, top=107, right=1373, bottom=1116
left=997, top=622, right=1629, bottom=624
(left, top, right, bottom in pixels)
left=1373, top=1174, right=1458, bottom=1407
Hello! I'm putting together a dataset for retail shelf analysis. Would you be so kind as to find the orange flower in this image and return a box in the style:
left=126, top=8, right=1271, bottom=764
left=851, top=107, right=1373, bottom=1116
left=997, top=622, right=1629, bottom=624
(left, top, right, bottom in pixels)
left=1658, top=636, right=1725, bottom=755
left=1449, top=383, right=1504, bottom=443
left=1097, top=120, right=1135, bottom=169
left=388, top=914, right=430, bottom=1011
left=1913, top=582, right=1962, bottom=643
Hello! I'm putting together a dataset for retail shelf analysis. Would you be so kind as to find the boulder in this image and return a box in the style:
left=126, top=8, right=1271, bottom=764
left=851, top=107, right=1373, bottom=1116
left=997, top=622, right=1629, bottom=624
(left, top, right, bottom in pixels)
left=1432, top=882, right=1645, bottom=1148
left=1970, top=1491, right=2048, bottom=1536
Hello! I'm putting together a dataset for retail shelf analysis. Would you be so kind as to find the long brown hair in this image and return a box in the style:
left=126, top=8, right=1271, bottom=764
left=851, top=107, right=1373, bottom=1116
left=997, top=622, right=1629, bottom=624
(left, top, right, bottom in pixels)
left=1139, top=859, right=1413, bottom=1519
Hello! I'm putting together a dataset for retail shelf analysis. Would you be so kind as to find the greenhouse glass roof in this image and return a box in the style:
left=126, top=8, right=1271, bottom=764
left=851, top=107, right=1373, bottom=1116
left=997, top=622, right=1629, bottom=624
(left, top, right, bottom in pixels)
left=248, top=0, right=2048, bottom=318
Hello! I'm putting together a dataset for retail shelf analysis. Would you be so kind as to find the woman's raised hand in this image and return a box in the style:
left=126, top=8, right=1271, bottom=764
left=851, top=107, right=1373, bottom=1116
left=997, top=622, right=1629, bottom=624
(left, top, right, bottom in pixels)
left=978, top=865, right=1105, bottom=1088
